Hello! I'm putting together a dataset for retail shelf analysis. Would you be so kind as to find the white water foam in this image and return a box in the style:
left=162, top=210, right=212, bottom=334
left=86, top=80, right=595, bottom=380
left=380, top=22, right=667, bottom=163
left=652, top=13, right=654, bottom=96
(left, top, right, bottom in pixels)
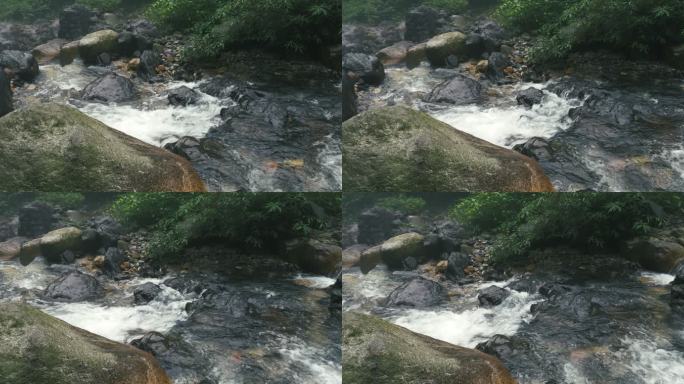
left=391, top=290, right=540, bottom=348
left=279, top=342, right=342, bottom=384
left=292, top=274, right=336, bottom=289
left=640, top=272, right=675, bottom=286
left=618, top=337, right=684, bottom=384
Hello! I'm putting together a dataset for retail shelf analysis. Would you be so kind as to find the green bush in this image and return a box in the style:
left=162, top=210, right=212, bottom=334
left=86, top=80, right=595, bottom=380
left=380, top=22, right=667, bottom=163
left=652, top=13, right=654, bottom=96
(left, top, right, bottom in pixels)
left=34, top=193, right=85, bottom=210
left=111, top=193, right=341, bottom=261
left=451, top=193, right=684, bottom=263
left=147, top=0, right=341, bottom=60
left=495, top=0, right=684, bottom=62
left=343, top=0, right=467, bottom=23
left=0, top=0, right=151, bottom=21
left=377, top=195, right=427, bottom=215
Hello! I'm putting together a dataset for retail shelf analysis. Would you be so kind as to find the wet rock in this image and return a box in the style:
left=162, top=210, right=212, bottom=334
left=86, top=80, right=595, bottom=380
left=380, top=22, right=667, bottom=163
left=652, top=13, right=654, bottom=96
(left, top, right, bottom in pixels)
left=623, top=237, right=684, bottom=273
left=134, top=282, right=162, bottom=305
left=18, top=238, right=42, bottom=266
left=39, top=227, right=83, bottom=263
left=478, top=285, right=511, bottom=307
left=125, top=19, right=159, bottom=41
left=343, top=106, right=555, bottom=192
left=163, top=136, right=204, bottom=162
left=0, top=50, right=39, bottom=82
left=82, top=73, right=137, bottom=103
left=58, top=4, right=96, bottom=40
left=78, top=29, right=119, bottom=65
left=0, top=302, right=170, bottom=383
left=487, top=52, right=511, bottom=80
left=0, top=103, right=205, bottom=192
left=426, top=74, right=483, bottom=104
left=342, top=71, right=358, bottom=121
left=44, top=270, right=104, bottom=301
left=342, top=23, right=404, bottom=55
left=476, top=334, right=534, bottom=374
left=445, top=251, right=471, bottom=281
left=342, top=244, right=366, bottom=268
left=130, top=331, right=210, bottom=383
left=386, top=277, right=448, bottom=307
left=59, top=40, right=80, bottom=66
left=96, top=52, right=111, bottom=66
left=406, top=42, right=427, bottom=69
left=360, top=232, right=425, bottom=273
left=405, top=6, right=449, bottom=43
left=163, top=277, right=204, bottom=294
left=376, top=41, right=412, bottom=65
left=60, top=249, right=76, bottom=263
left=357, top=207, right=402, bottom=245
left=31, top=38, right=67, bottom=64
left=425, top=31, right=467, bottom=67
left=168, top=86, right=200, bottom=106
left=89, top=215, right=122, bottom=248
left=0, top=70, right=12, bottom=118
left=80, top=228, right=101, bottom=253
left=138, top=50, right=160, bottom=82
left=102, top=247, right=125, bottom=276
left=343, top=312, right=517, bottom=384
left=0, top=237, right=25, bottom=261
left=538, top=282, right=573, bottom=298
left=471, top=19, right=507, bottom=52
left=342, top=53, right=385, bottom=86
left=329, top=274, right=342, bottom=311
left=516, top=87, right=545, bottom=108
left=283, top=238, right=341, bottom=275
left=513, top=137, right=553, bottom=162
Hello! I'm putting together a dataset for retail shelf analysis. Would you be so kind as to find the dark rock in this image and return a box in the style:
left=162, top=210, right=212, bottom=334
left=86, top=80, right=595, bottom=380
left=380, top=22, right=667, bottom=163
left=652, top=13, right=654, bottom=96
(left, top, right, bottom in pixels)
left=476, top=334, right=531, bottom=361
left=516, top=87, right=544, bottom=108
left=82, top=73, right=137, bottom=103
left=168, top=86, right=200, bottom=106
left=342, top=53, right=385, bottom=86
left=89, top=215, right=121, bottom=248
left=357, top=207, right=403, bottom=245
left=539, top=283, right=573, bottom=298
left=163, top=277, right=204, bottom=294
left=464, top=33, right=486, bottom=58
left=44, top=271, right=104, bottom=301
left=386, top=277, right=448, bottom=307
left=134, top=282, right=162, bottom=305
left=137, top=50, right=159, bottom=82
left=80, top=228, right=101, bottom=253
left=164, top=136, right=204, bottom=162
left=58, top=4, right=96, bottom=40
left=471, top=19, right=507, bottom=52
left=487, top=52, right=511, bottom=80
left=513, top=137, right=552, bottom=161
left=60, top=250, right=76, bottom=264
left=0, top=50, right=39, bottom=82
left=125, top=19, right=159, bottom=40
left=96, top=52, right=111, bottom=66
left=405, top=6, right=448, bottom=43
left=329, top=274, right=342, bottom=311
left=283, top=238, right=341, bottom=275
left=130, top=331, right=210, bottom=382
left=0, top=70, right=12, bottom=118
left=478, top=285, right=511, bottom=307
left=342, top=71, right=357, bottom=121
left=103, top=247, right=125, bottom=276
left=445, top=252, right=471, bottom=281
left=403, top=256, right=418, bottom=270
left=18, top=202, right=55, bottom=238
left=426, top=74, right=483, bottom=104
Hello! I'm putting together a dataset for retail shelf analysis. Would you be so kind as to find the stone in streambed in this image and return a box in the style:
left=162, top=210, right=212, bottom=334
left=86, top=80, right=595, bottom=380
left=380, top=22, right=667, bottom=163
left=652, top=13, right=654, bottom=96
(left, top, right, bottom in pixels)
left=478, top=285, right=511, bottom=307
left=78, top=30, right=119, bottom=65
left=342, top=53, right=385, bottom=86
left=283, top=238, right=341, bottom=275
left=0, top=103, right=206, bottom=192
left=32, top=39, right=67, bottom=64
left=376, top=41, right=412, bottom=65
left=168, top=86, right=200, bottom=106
left=134, top=282, right=162, bottom=305
left=58, top=4, right=96, bottom=40
left=343, top=106, right=555, bottom=192
left=623, top=237, right=684, bottom=273
left=425, top=31, right=467, bottom=67
left=0, top=70, right=12, bottom=118
left=343, top=312, right=517, bottom=384
left=385, top=277, right=448, bottom=307
left=82, top=73, right=137, bottom=103
left=0, top=50, right=39, bottom=82
left=426, top=74, right=483, bottom=105
left=516, top=87, right=544, bottom=108
left=0, top=237, right=25, bottom=260
left=406, top=42, right=427, bottom=69
left=44, top=270, right=104, bottom=302
left=39, top=226, right=83, bottom=263
left=359, top=232, right=425, bottom=273
left=0, top=302, right=171, bottom=384
left=138, top=50, right=160, bottom=82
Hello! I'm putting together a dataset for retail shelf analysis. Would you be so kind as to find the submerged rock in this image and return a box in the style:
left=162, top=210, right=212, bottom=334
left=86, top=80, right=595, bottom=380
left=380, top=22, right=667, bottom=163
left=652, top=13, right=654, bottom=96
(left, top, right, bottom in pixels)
left=343, top=106, right=555, bottom=192
left=0, top=103, right=206, bottom=192
left=44, top=270, right=104, bottom=302
left=343, top=312, right=517, bottom=384
left=0, top=302, right=170, bottom=384
left=385, top=277, right=448, bottom=307
left=82, top=73, right=137, bottom=103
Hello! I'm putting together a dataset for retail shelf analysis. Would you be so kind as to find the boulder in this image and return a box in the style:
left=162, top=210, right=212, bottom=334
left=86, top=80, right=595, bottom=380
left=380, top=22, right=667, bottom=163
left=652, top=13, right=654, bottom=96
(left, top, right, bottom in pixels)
left=445, top=252, right=471, bottom=281
left=426, top=74, right=483, bottom=105
left=32, top=39, right=67, bottom=64
left=0, top=103, right=206, bottom=192
left=343, top=312, right=517, bottom=384
left=134, top=282, right=162, bottom=305
left=39, top=227, right=83, bottom=262
left=471, top=19, right=507, bottom=52
left=82, top=72, right=137, bottom=103
left=44, top=271, right=104, bottom=302
left=18, top=239, right=42, bottom=266
left=406, top=42, right=427, bottom=69
left=0, top=50, right=39, bottom=81
left=343, top=244, right=367, bottom=268
left=376, top=41, right=412, bottom=65
left=0, top=237, right=25, bottom=261
left=623, top=237, right=684, bottom=273
left=405, top=6, right=449, bottom=43
left=342, top=53, right=385, bottom=86
left=357, top=207, right=402, bottom=245
left=478, top=286, right=511, bottom=307
left=425, top=32, right=467, bottom=67
left=168, top=86, right=200, bottom=106
left=342, top=71, right=358, bottom=121
left=103, top=247, right=125, bottom=276
left=81, top=228, right=101, bottom=253
left=59, top=40, right=80, bottom=66
left=343, top=106, right=555, bottom=192
left=117, top=31, right=152, bottom=57
left=487, top=52, right=511, bottom=79
left=138, top=50, right=160, bottom=82
left=359, top=232, right=425, bottom=273
left=78, top=30, right=119, bottom=65
left=58, top=4, right=96, bottom=40
left=516, top=87, right=544, bottom=108
left=18, top=202, right=55, bottom=238
left=0, top=70, right=12, bottom=118
left=283, top=238, right=341, bottom=275
left=669, top=44, right=684, bottom=69
left=385, top=277, right=448, bottom=307
left=0, top=302, right=170, bottom=384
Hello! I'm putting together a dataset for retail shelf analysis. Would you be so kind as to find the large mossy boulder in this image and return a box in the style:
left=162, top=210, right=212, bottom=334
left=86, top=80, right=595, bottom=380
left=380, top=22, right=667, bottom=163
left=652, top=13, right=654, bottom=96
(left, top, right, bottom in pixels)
left=343, top=312, right=517, bottom=384
left=425, top=32, right=467, bottom=67
left=39, top=227, right=83, bottom=262
left=78, top=30, right=119, bottom=65
left=359, top=232, right=425, bottom=273
left=343, top=106, right=554, bottom=192
left=283, top=238, right=342, bottom=275
left=623, top=237, right=684, bottom=273
left=0, top=302, right=171, bottom=384
left=0, top=103, right=205, bottom=192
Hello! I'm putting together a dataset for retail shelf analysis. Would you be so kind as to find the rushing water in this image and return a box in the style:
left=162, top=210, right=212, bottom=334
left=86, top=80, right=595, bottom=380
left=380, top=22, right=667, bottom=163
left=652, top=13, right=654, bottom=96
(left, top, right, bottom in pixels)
left=0, top=258, right=341, bottom=384
left=343, top=265, right=684, bottom=384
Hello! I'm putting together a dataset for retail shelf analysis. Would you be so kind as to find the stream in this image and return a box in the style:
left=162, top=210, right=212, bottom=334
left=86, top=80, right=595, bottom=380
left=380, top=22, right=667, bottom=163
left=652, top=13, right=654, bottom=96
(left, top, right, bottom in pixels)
left=14, top=59, right=342, bottom=192
left=343, top=265, right=684, bottom=384
left=357, top=62, right=684, bottom=192
left=0, top=257, right=342, bottom=384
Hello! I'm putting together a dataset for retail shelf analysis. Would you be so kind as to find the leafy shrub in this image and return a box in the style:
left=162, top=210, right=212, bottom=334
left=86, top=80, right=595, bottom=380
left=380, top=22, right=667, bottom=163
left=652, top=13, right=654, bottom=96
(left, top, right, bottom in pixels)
left=343, top=0, right=467, bottom=23
left=34, top=193, right=85, bottom=209
left=111, top=193, right=341, bottom=261
left=0, top=0, right=151, bottom=21
left=377, top=195, right=427, bottom=215
left=451, top=193, right=684, bottom=263
left=495, top=0, right=684, bottom=62
left=147, top=0, right=341, bottom=60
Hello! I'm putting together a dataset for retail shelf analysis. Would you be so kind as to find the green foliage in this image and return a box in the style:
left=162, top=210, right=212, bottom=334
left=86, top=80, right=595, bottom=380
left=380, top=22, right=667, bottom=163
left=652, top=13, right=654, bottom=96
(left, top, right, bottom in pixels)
left=377, top=195, right=427, bottom=215
left=76, top=0, right=122, bottom=12
left=343, top=0, right=466, bottom=23
left=495, top=0, right=684, bottom=62
left=147, top=0, right=341, bottom=60
left=34, top=193, right=85, bottom=209
left=111, top=193, right=341, bottom=261
left=451, top=193, right=684, bottom=263
left=0, top=0, right=150, bottom=21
